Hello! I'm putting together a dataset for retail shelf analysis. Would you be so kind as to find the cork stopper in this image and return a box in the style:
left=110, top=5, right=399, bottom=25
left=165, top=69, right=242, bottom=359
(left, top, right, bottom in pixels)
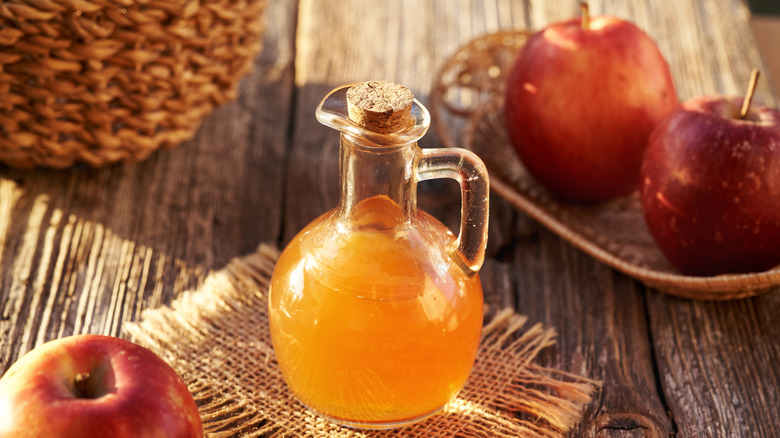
left=346, top=81, right=414, bottom=134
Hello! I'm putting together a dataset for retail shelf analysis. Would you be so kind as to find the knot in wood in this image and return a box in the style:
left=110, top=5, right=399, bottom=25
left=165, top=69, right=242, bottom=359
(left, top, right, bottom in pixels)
left=346, top=81, right=414, bottom=134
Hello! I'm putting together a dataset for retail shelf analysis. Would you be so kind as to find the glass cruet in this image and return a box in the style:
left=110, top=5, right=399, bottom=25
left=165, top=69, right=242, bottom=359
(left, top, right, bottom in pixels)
left=268, top=81, right=489, bottom=429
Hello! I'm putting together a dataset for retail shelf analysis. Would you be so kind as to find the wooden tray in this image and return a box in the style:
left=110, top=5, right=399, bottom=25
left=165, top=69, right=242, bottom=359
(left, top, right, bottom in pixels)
left=431, top=31, right=780, bottom=300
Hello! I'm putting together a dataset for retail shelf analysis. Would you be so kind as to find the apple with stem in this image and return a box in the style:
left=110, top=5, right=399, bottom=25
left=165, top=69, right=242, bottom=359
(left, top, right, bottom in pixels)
left=504, top=2, right=678, bottom=202
left=0, top=334, right=203, bottom=438
left=641, top=69, right=780, bottom=276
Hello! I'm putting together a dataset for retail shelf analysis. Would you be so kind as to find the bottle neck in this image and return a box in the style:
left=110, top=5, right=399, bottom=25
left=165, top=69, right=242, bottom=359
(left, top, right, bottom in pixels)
left=337, top=134, right=420, bottom=229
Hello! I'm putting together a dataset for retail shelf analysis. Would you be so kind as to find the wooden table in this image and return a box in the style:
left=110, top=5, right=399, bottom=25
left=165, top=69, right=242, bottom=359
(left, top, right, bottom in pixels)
left=2, top=0, right=778, bottom=436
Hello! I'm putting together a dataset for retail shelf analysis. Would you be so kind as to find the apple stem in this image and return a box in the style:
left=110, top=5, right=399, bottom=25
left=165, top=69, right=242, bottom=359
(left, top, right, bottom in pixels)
left=740, top=68, right=761, bottom=119
left=580, top=2, right=590, bottom=30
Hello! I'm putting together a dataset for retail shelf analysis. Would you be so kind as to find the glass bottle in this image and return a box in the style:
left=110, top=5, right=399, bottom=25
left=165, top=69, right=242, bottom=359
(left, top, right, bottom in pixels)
left=268, top=81, right=489, bottom=429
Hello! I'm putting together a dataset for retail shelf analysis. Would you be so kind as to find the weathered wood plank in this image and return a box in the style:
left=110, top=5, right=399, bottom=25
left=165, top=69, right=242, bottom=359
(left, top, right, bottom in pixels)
left=648, top=292, right=780, bottom=436
left=498, top=226, right=674, bottom=436
left=0, top=0, right=298, bottom=373
left=608, top=0, right=780, bottom=435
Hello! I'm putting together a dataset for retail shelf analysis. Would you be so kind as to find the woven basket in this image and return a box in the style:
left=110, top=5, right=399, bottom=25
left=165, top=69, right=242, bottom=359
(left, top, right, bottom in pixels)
left=0, top=0, right=267, bottom=169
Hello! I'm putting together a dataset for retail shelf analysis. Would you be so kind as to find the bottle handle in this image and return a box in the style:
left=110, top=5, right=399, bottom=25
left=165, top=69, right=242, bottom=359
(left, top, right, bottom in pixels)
left=418, top=148, right=489, bottom=275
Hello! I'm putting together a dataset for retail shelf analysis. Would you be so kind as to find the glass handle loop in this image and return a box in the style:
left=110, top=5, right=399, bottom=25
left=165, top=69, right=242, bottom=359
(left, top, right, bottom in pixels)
left=418, top=148, right=489, bottom=275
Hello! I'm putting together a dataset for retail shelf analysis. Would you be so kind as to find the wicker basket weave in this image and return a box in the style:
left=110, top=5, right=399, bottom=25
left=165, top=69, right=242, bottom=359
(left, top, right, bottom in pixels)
left=0, top=0, right=267, bottom=169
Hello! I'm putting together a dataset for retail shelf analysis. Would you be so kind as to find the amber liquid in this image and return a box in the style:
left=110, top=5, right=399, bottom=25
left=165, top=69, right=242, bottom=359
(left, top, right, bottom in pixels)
left=269, top=196, right=483, bottom=427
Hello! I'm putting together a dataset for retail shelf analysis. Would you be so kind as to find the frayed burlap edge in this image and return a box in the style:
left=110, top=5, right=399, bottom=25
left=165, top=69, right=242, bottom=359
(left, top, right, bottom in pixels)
left=125, top=244, right=600, bottom=438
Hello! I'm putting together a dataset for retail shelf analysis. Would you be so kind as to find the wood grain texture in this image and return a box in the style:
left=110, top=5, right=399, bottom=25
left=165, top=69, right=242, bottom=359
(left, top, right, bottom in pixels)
left=648, top=290, right=780, bottom=436
left=1, top=0, right=779, bottom=436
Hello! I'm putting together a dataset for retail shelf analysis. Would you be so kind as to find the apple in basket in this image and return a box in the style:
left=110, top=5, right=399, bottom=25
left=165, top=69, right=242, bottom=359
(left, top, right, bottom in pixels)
left=504, top=3, right=678, bottom=202
left=641, top=70, right=780, bottom=276
left=0, top=334, right=202, bottom=438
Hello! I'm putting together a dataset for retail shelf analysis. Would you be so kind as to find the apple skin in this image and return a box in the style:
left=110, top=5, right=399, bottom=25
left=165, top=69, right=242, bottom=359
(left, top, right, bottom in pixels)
left=505, top=15, right=678, bottom=202
left=641, top=95, right=780, bottom=276
left=0, top=334, right=202, bottom=438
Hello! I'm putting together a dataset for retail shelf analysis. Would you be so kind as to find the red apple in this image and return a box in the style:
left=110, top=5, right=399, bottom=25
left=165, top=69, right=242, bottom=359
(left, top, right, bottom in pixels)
left=641, top=94, right=780, bottom=276
left=0, top=334, right=202, bottom=438
left=504, top=7, right=678, bottom=202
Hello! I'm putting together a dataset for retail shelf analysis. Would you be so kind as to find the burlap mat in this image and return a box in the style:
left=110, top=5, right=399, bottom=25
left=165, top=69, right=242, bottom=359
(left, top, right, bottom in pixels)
left=125, top=244, right=600, bottom=437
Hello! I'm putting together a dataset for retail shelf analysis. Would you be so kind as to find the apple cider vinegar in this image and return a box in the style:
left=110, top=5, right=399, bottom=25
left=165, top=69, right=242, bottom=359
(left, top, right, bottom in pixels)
left=268, top=82, right=489, bottom=429
left=269, top=196, right=483, bottom=426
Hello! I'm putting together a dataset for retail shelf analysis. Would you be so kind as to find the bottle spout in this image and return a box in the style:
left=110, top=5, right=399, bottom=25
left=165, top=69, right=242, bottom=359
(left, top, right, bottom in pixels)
left=316, top=81, right=430, bottom=147
left=346, top=81, right=414, bottom=134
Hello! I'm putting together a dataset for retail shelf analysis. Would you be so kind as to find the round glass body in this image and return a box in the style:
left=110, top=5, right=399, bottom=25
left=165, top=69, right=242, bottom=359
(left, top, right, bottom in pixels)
left=269, top=196, right=483, bottom=428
